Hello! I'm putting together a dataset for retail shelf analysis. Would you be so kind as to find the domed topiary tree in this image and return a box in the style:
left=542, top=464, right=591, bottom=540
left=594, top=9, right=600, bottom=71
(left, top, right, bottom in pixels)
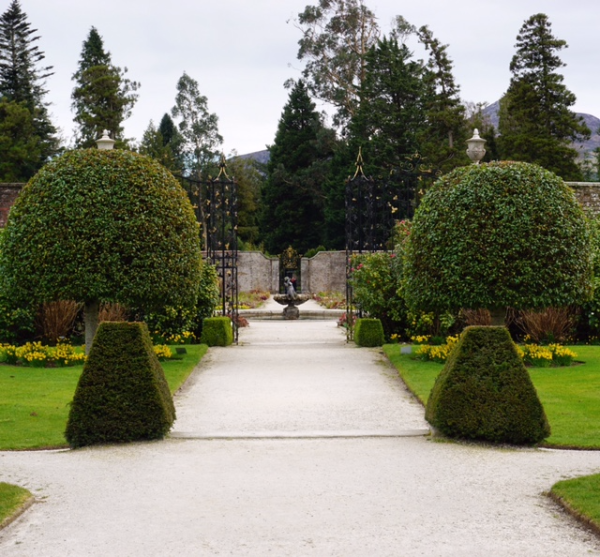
left=404, top=161, right=592, bottom=322
left=0, top=149, right=202, bottom=352
left=405, top=161, right=591, bottom=445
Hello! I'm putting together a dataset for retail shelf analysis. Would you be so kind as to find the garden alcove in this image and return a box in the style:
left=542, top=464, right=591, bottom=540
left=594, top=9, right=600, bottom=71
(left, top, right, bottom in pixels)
left=0, top=149, right=202, bottom=352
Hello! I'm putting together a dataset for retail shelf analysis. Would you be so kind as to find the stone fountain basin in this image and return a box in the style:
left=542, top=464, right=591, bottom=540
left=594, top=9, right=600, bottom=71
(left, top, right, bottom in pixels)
left=272, top=294, right=311, bottom=306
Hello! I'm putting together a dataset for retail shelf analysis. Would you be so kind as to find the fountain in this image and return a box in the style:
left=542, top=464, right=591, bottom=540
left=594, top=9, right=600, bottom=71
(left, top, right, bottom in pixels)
left=273, top=276, right=310, bottom=319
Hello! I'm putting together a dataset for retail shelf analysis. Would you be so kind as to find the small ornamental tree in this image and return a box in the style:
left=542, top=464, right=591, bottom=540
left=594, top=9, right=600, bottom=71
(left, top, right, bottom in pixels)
left=404, top=161, right=592, bottom=323
left=0, top=149, right=202, bottom=352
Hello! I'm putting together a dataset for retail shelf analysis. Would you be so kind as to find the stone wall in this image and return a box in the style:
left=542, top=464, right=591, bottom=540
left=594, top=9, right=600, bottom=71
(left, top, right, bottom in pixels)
left=237, top=251, right=279, bottom=292
left=0, top=183, right=24, bottom=227
left=567, top=183, right=600, bottom=216
left=301, top=251, right=346, bottom=294
left=236, top=251, right=347, bottom=294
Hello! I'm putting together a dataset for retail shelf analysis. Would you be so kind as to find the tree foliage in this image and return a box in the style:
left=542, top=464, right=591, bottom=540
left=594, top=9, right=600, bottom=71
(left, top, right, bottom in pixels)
left=0, top=0, right=58, bottom=179
left=0, top=98, right=42, bottom=180
left=259, top=80, right=336, bottom=254
left=226, top=155, right=264, bottom=247
left=404, top=161, right=592, bottom=314
left=295, top=0, right=379, bottom=129
left=498, top=13, right=590, bottom=180
left=138, top=113, right=184, bottom=173
left=0, top=149, right=202, bottom=351
left=71, top=27, right=139, bottom=148
left=350, top=36, right=427, bottom=172
left=171, top=72, right=222, bottom=177
left=416, top=25, right=469, bottom=173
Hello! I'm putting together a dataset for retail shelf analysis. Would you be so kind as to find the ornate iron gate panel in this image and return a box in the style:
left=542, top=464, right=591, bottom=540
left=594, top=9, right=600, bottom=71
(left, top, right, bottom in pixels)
left=205, top=158, right=239, bottom=343
left=176, top=156, right=240, bottom=344
left=345, top=150, right=424, bottom=341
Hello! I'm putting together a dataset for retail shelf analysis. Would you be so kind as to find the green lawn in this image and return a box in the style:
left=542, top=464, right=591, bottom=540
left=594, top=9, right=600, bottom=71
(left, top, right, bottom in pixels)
left=0, top=344, right=208, bottom=451
left=383, top=344, right=600, bottom=449
left=0, top=483, right=32, bottom=528
left=550, top=474, right=600, bottom=534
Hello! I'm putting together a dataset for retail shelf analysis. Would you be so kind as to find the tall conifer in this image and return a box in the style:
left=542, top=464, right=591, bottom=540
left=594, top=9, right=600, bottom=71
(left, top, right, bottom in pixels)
left=498, top=13, right=589, bottom=180
left=259, top=80, right=335, bottom=254
left=71, top=27, right=139, bottom=148
left=0, top=0, right=58, bottom=180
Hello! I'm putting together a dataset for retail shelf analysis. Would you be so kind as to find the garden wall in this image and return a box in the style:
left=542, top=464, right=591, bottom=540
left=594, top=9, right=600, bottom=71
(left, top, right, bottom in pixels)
left=301, top=251, right=346, bottom=294
left=566, top=183, right=600, bottom=216
left=0, top=183, right=24, bottom=227
left=238, top=251, right=279, bottom=292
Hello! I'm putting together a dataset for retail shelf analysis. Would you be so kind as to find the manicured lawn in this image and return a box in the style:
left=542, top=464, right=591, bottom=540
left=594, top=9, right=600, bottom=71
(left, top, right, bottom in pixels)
left=383, top=344, right=600, bottom=449
left=550, top=474, right=600, bottom=535
left=0, top=344, right=208, bottom=451
left=0, top=483, right=32, bottom=528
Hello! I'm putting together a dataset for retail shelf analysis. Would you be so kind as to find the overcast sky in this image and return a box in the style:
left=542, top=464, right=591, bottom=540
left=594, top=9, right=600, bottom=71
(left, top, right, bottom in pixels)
left=18, top=0, right=600, bottom=155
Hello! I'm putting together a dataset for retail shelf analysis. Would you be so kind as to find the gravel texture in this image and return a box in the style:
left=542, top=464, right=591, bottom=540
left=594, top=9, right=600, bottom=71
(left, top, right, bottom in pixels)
left=1, top=316, right=600, bottom=556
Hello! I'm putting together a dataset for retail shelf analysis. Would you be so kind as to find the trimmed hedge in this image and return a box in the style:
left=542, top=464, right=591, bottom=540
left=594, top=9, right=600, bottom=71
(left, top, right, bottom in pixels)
left=425, top=326, right=550, bottom=445
left=354, top=318, right=385, bottom=347
left=201, top=317, right=233, bottom=347
left=65, top=322, right=175, bottom=448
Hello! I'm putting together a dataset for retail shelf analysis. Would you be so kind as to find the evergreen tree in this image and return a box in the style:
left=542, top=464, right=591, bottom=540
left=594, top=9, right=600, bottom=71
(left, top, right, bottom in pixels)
left=498, top=13, right=589, bottom=180
left=417, top=25, right=469, bottom=173
left=0, top=98, right=42, bottom=180
left=171, top=72, right=222, bottom=177
left=0, top=0, right=58, bottom=179
left=350, top=36, right=428, bottom=172
left=71, top=27, right=140, bottom=148
left=139, top=113, right=184, bottom=173
left=227, top=155, right=264, bottom=247
left=259, top=80, right=336, bottom=254
left=322, top=35, right=428, bottom=249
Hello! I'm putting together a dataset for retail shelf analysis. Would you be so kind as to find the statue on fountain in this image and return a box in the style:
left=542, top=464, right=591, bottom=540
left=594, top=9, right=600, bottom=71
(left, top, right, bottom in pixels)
left=273, top=276, right=310, bottom=319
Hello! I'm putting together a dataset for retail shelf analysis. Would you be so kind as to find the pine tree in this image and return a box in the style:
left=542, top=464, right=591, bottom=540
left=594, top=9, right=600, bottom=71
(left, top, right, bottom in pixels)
left=71, top=27, right=139, bottom=148
left=417, top=25, right=469, bottom=173
left=498, top=13, right=589, bottom=180
left=0, top=0, right=58, bottom=180
left=259, top=80, right=336, bottom=254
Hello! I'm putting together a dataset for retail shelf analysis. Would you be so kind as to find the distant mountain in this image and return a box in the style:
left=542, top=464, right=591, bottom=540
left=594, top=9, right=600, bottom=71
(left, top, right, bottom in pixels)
left=236, top=149, right=270, bottom=165
left=481, top=101, right=600, bottom=156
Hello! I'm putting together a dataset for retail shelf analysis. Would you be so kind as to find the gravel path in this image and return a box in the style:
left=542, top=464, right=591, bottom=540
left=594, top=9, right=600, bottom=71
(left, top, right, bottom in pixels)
left=1, top=317, right=600, bottom=556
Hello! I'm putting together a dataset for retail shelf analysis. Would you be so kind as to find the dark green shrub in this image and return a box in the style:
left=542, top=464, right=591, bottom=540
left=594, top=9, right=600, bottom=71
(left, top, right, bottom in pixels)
left=354, top=318, right=385, bottom=347
left=200, top=317, right=233, bottom=347
left=404, top=162, right=592, bottom=316
left=65, top=322, right=175, bottom=448
left=425, top=326, right=550, bottom=445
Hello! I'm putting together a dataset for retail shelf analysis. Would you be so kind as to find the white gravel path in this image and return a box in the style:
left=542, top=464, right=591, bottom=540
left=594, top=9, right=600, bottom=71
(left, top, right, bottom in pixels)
left=1, top=317, right=600, bottom=556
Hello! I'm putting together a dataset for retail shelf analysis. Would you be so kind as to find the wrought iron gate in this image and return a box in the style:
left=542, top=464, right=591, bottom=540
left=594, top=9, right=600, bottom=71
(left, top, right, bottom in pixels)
left=345, top=150, right=426, bottom=341
left=177, top=156, right=240, bottom=343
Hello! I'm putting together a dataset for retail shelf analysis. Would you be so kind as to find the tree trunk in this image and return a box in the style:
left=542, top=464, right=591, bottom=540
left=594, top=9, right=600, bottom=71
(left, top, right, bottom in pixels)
left=84, top=300, right=100, bottom=354
left=488, top=307, right=506, bottom=327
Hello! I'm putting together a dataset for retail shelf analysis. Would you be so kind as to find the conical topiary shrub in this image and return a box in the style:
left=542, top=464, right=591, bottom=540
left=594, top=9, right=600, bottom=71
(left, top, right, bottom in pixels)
left=425, top=326, right=550, bottom=445
left=65, top=322, right=175, bottom=448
